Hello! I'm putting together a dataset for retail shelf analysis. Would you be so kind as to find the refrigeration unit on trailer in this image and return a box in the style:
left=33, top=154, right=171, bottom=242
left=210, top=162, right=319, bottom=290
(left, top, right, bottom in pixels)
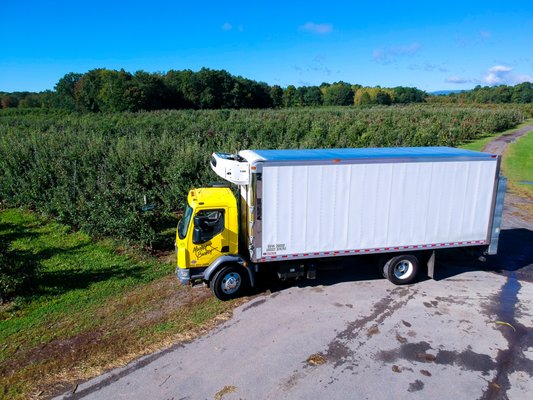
left=175, top=147, right=506, bottom=300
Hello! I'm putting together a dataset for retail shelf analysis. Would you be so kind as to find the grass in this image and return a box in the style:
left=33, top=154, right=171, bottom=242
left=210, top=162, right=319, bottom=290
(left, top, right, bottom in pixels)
left=503, top=128, right=533, bottom=195
left=459, top=118, right=533, bottom=219
left=459, top=118, right=533, bottom=151
left=0, top=208, right=238, bottom=400
left=502, top=127, right=533, bottom=219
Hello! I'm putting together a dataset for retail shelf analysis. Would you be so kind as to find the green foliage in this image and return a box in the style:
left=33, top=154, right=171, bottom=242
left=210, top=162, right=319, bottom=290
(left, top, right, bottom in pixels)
left=0, top=243, right=38, bottom=303
left=354, top=86, right=426, bottom=106
left=504, top=127, right=533, bottom=195
left=322, top=82, right=354, bottom=106
left=0, top=95, right=19, bottom=109
left=270, top=85, right=283, bottom=108
left=432, top=82, right=533, bottom=105
left=0, top=105, right=526, bottom=246
left=283, top=85, right=298, bottom=107
left=2, top=70, right=532, bottom=114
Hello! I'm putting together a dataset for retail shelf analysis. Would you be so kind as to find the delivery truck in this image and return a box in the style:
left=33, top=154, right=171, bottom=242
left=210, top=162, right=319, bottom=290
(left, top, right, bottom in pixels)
left=175, top=147, right=506, bottom=300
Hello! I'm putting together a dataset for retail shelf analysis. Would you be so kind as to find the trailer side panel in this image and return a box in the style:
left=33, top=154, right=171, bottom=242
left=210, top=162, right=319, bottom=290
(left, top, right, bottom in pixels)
left=257, top=159, right=497, bottom=259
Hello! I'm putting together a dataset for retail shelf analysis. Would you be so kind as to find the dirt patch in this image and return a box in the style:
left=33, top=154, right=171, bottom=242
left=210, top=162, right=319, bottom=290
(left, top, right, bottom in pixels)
left=306, top=353, right=327, bottom=366
left=396, top=333, right=407, bottom=344
left=214, top=385, right=237, bottom=400
left=0, top=275, right=243, bottom=400
left=367, top=326, right=380, bottom=337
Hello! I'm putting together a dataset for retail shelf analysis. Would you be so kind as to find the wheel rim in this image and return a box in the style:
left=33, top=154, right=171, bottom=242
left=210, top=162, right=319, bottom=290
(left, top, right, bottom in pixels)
left=220, top=272, right=241, bottom=294
left=394, top=260, right=414, bottom=280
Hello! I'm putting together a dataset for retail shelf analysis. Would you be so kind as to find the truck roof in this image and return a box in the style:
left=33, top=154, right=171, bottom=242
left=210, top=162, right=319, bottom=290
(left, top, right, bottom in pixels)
left=239, top=147, right=496, bottom=164
left=188, top=187, right=236, bottom=208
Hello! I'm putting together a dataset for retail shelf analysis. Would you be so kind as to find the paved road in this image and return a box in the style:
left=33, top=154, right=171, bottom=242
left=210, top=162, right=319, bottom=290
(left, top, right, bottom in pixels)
left=57, top=127, right=533, bottom=400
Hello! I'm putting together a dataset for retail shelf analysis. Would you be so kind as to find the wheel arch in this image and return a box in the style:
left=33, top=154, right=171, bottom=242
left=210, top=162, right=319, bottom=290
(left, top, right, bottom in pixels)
left=204, top=255, right=255, bottom=287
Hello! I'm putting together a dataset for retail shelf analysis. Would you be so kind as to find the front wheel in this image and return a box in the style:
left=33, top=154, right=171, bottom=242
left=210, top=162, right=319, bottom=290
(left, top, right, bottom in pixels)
left=382, top=254, right=419, bottom=285
left=211, top=265, right=248, bottom=300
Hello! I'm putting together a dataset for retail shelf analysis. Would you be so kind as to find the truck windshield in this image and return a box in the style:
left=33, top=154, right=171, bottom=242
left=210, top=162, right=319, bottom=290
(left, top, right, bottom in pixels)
left=177, top=203, right=193, bottom=240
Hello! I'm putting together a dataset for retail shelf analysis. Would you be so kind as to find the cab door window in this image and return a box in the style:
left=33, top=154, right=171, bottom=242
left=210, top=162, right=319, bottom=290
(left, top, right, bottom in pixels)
left=193, top=209, right=225, bottom=244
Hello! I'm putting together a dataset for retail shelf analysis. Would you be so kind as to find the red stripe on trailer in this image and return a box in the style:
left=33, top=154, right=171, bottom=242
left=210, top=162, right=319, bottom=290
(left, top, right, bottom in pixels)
left=259, top=239, right=490, bottom=263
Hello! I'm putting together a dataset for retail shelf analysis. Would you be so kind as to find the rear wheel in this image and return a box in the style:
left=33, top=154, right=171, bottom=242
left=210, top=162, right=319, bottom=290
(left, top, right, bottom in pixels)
left=211, top=265, right=248, bottom=300
left=382, top=254, right=419, bottom=285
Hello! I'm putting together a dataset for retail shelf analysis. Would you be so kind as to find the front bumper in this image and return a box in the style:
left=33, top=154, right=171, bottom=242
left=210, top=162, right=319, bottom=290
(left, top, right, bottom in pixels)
left=176, top=267, right=207, bottom=286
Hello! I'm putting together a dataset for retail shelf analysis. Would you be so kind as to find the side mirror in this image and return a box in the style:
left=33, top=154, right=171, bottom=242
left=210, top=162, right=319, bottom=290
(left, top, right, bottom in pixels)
left=192, top=227, right=203, bottom=244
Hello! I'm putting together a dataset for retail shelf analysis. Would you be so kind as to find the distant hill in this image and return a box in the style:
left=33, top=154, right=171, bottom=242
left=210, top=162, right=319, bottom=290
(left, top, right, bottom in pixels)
left=430, top=90, right=465, bottom=96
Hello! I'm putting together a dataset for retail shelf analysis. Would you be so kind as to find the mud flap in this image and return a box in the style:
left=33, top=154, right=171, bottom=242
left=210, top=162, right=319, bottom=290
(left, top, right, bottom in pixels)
left=427, top=251, right=436, bottom=279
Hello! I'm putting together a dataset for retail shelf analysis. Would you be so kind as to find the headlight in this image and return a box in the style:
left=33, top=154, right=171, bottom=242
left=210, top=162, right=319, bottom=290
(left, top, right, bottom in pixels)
left=176, top=268, right=190, bottom=285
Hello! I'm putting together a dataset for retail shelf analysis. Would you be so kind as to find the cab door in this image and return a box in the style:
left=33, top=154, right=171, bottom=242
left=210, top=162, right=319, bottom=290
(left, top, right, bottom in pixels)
left=189, top=208, right=229, bottom=267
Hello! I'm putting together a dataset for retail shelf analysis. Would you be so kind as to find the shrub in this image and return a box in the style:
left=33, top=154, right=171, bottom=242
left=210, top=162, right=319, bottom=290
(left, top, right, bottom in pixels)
left=0, top=105, right=526, bottom=246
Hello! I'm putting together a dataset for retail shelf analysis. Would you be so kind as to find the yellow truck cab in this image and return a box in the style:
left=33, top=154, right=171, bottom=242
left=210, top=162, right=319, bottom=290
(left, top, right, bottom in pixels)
left=176, top=186, right=250, bottom=299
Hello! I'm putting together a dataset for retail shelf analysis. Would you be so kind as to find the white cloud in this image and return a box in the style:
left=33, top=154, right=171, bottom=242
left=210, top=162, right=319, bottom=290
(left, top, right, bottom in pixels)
left=221, top=22, right=232, bottom=31
left=300, top=22, right=333, bottom=34
left=373, top=43, right=421, bottom=64
left=444, top=65, right=533, bottom=86
left=483, top=65, right=532, bottom=85
left=479, top=30, right=491, bottom=38
left=445, top=76, right=472, bottom=84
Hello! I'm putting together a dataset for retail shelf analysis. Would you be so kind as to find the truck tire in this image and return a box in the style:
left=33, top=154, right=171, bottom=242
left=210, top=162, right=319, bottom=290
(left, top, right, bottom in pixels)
left=211, top=265, right=248, bottom=301
left=383, top=254, right=419, bottom=285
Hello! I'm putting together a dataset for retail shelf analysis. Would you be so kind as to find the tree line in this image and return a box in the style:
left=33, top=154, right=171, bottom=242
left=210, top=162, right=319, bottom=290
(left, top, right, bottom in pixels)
left=432, top=82, right=533, bottom=104
left=0, top=68, right=427, bottom=112
left=3, top=68, right=532, bottom=112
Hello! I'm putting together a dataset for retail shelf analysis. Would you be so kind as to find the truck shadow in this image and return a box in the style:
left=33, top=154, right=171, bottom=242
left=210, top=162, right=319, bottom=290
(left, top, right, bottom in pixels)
left=252, top=257, right=384, bottom=295
left=250, top=228, right=533, bottom=295
left=435, top=228, right=533, bottom=283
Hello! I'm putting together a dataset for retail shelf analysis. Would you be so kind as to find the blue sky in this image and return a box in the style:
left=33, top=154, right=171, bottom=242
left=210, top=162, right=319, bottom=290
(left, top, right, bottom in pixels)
left=1, top=0, right=532, bottom=92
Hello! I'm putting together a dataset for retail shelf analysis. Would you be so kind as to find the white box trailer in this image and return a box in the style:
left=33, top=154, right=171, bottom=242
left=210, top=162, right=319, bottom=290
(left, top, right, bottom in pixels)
left=234, top=147, right=504, bottom=262
left=176, top=147, right=506, bottom=300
